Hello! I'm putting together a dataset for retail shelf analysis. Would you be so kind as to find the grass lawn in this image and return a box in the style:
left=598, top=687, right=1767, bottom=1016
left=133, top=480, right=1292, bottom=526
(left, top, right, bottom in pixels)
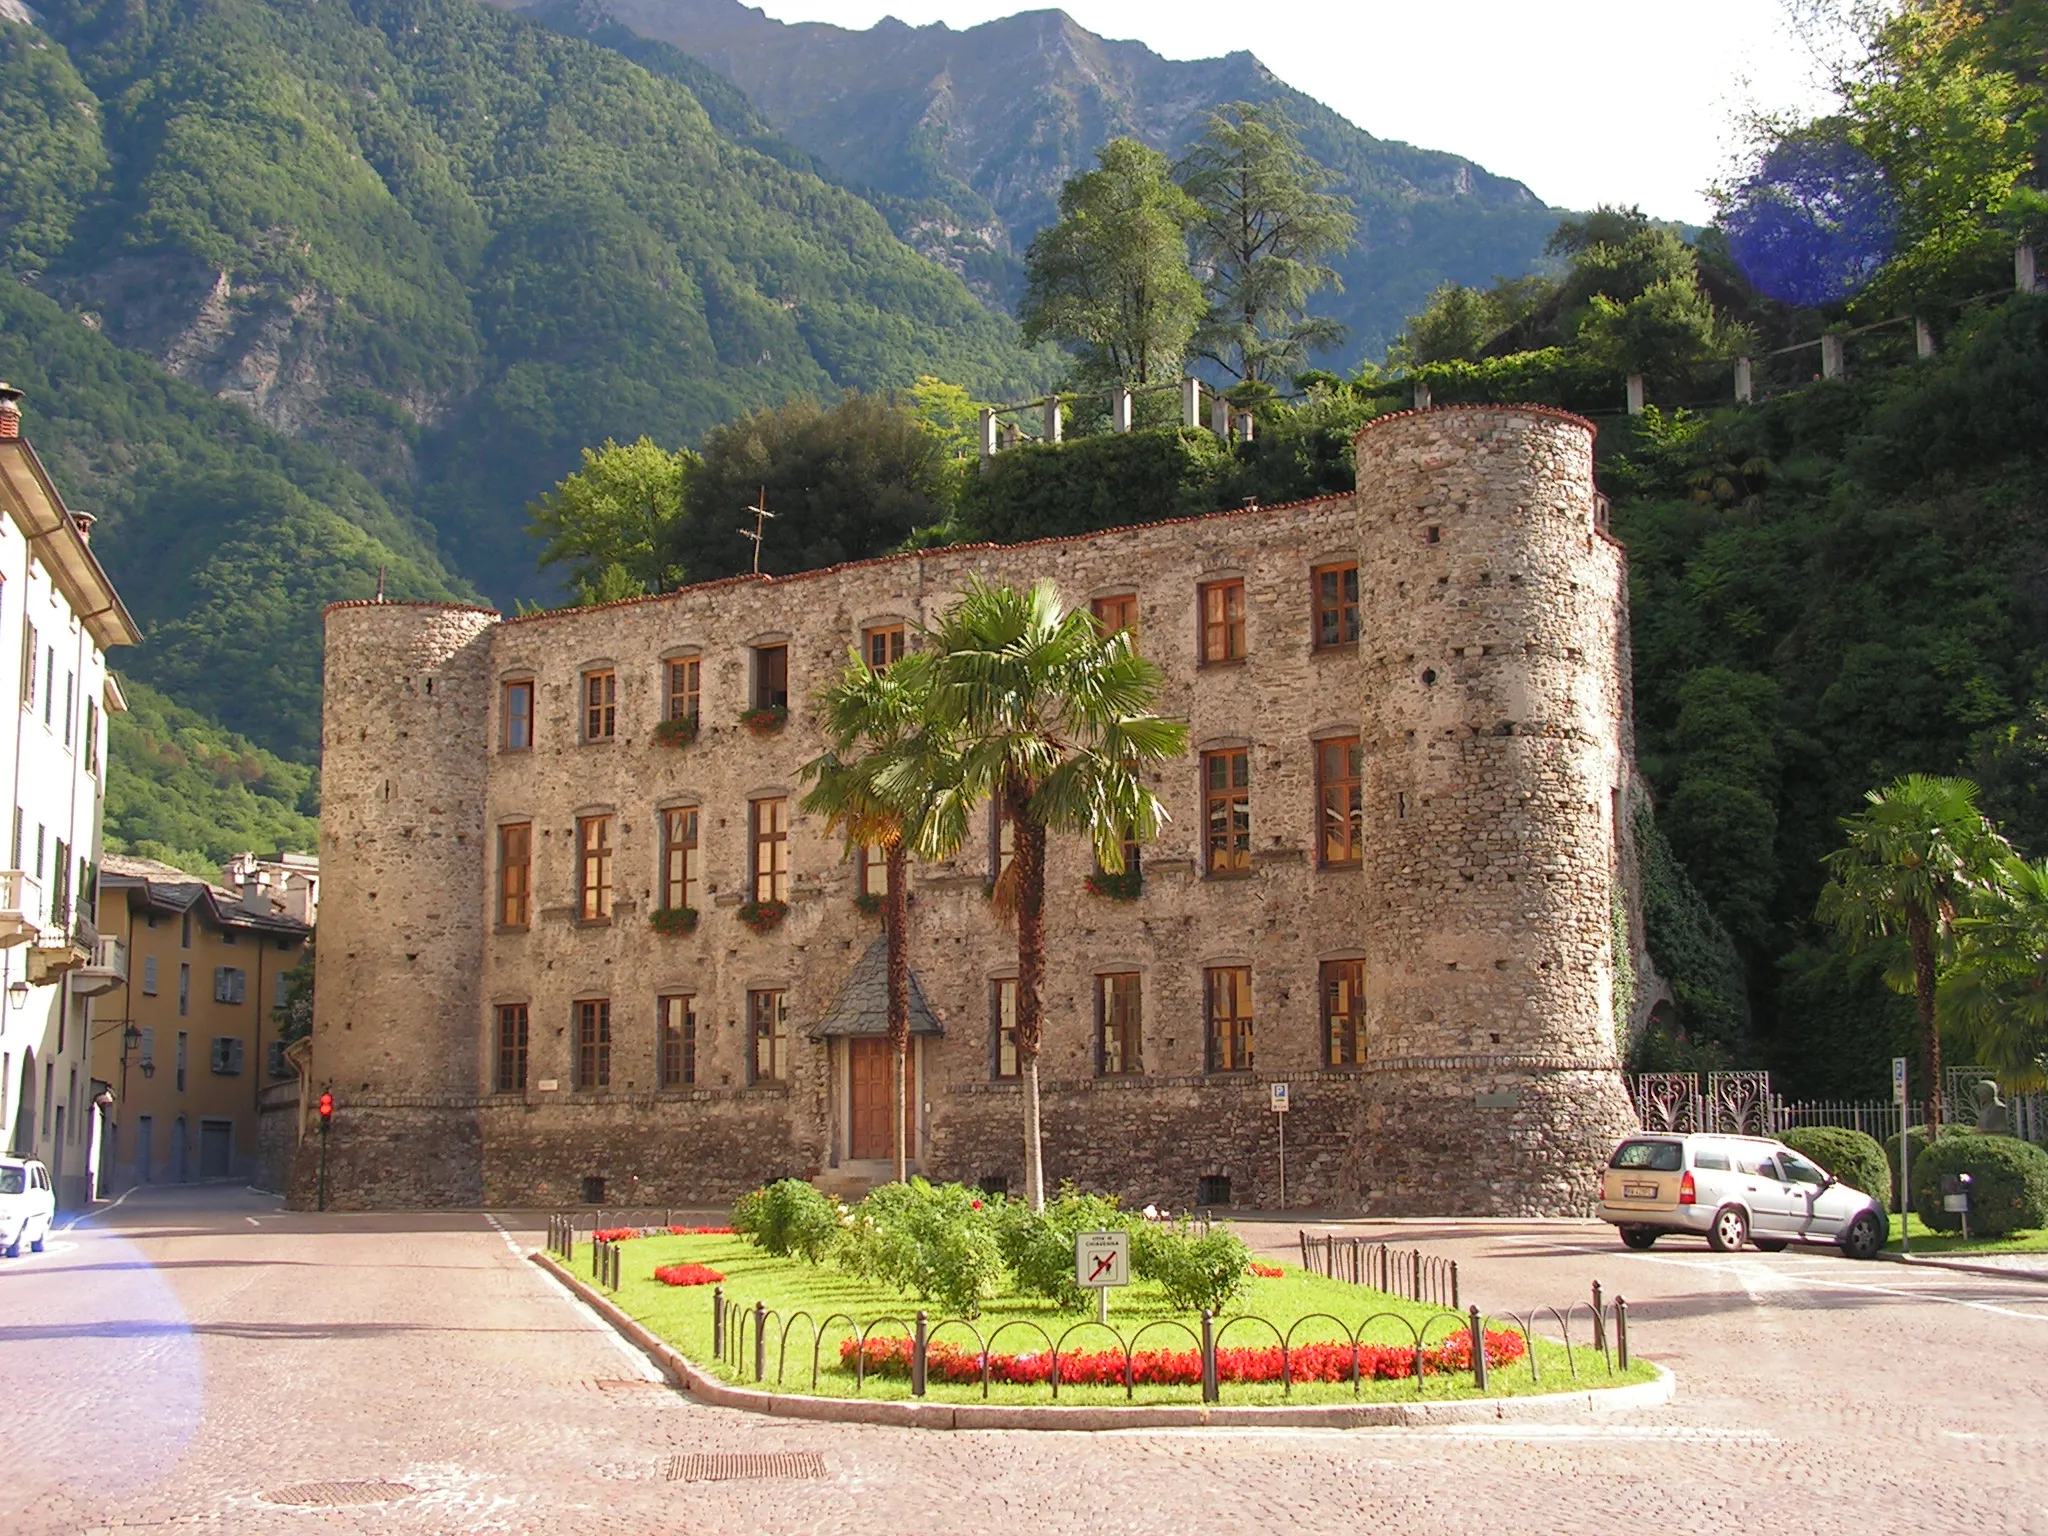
left=566, top=1234, right=1656, bottom=1407
left=1887, top=1213, right=2048, bottom=1255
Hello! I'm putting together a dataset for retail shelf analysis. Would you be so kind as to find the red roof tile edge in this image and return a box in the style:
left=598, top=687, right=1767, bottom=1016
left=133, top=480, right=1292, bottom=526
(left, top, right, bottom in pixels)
left=1353, top=402, right=1600, bottom=441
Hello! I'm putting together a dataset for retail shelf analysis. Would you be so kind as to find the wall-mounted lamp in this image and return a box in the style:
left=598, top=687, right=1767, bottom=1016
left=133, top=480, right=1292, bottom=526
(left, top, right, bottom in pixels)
left=6, top=980, right=29, bottom=1010
left=123, top=1024, right=141, bottom=1054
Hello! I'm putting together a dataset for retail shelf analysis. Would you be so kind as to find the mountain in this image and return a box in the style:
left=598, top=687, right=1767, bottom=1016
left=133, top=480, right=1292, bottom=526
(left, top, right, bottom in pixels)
left=504, top=0, right=1565, bottom=365
left=2, top=0, right=1050, bottom=605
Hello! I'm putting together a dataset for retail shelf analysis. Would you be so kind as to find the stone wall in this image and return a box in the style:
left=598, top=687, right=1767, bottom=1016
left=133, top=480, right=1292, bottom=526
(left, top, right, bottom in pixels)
left=307, top=406, right=1640, bottom=1215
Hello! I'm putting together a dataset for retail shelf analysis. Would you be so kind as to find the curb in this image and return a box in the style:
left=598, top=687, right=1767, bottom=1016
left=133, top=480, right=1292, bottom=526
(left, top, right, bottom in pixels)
left=529, top=1251, right=1674, bottom=1430
left=1879, top=1251, right=2048, bottom=1285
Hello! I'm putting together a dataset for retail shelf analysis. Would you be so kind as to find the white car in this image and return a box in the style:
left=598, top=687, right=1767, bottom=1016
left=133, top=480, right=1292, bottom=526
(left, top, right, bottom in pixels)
left=1598, top=1132, right=1888, bottom=1260
left=0, top=1157, right=55, bottom=1258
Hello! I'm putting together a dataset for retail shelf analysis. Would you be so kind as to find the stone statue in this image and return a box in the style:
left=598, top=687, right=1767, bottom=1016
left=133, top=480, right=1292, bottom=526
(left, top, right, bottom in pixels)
left=1974, top=1080, right=2011, bottom=1136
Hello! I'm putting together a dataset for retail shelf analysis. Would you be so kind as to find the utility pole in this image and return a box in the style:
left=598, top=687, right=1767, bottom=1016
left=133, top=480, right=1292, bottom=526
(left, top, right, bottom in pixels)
left=739, top=489, right=776, bottom=574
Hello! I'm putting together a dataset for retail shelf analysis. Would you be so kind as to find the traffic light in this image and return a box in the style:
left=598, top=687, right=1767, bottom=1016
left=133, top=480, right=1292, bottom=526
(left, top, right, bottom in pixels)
left=318, top=1090, right=334, bottom=1125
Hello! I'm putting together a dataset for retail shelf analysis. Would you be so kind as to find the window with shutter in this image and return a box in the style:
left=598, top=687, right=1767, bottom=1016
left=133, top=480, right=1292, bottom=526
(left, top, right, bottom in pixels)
left=142, top=955, right=158, bottom=995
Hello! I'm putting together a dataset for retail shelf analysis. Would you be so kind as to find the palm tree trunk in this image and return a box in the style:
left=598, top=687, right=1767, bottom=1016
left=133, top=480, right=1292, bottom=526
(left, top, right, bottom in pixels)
left=1911, top=910, right=1942, bottom=1134
left=885, top=841, right=911, bottom=1185
left=1013, top=788, right=1048, bottom=1211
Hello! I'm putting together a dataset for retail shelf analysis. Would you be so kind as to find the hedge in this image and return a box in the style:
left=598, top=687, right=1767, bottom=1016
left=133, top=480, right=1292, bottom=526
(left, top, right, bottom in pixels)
left=1779, top=1125, right=1890, bottom=1210
left=1880, top=1125, right=1971, bottom=1213
left=1909, top=1135, right=2048, bottom=1238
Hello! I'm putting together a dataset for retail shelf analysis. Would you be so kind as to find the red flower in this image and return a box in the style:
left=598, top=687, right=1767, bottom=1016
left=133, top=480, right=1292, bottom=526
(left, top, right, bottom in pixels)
left=1249, top=1262, right=1284, bottom=1278
left=654, top=1263, right=726, bottom=1287
left=970, top=1200, right=982, bottom=1210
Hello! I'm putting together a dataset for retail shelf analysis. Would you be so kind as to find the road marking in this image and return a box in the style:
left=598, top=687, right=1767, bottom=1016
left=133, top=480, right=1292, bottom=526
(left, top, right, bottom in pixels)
left=245, top=1217, right=261, bottom=1227
left=61, top=1184, right=138, bottom=1228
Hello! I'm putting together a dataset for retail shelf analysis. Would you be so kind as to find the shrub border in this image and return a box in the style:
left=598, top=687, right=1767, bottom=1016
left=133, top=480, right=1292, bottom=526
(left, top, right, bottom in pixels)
left=531, top=1251, right=1673, bottom=1428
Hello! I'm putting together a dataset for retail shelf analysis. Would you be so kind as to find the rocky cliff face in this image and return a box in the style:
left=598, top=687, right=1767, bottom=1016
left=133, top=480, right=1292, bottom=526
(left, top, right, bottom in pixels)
left=511, top=0, right=1563, bottom=361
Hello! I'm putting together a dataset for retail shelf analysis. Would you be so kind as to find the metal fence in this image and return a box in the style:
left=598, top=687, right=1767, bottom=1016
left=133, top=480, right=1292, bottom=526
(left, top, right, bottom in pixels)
left=1625, top=1068, right=2047, bottom=1145
left=1296, top=1234, right=1459, bottom=1309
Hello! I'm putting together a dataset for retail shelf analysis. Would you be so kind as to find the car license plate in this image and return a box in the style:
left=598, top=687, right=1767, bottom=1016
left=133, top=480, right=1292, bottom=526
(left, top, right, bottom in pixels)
left=1623, top=1183, right=1658, bottom=1200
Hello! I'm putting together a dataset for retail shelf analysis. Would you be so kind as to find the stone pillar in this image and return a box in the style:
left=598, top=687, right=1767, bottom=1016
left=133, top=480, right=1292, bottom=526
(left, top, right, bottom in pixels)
left=1733, top=356, right=1752, bottom=404
left=978, top=407, right=998, bottom=470
left=1915, top=318, right=1936, bottom=359
left=1625, top=375, right=1645, bottom=415
left=1413, top=383, right=1432, bottom=411
left=1352, top=406, right=1639, bottom=1214
left=1233, top=410, right=1255, bottom=444
left=1042, top=395, right=1062, bottom=445
left=302, top=601, right=498, bottom=1207
left=1181, top=376, right=1202, bottom=430
left=2018, top=243, right=2038, bottom=295
left=1112, top=386, right=1134, bottom=434
left=1210, top=392, right=1231, bottom=439
left=1821, top=333, right=1845, bottom=380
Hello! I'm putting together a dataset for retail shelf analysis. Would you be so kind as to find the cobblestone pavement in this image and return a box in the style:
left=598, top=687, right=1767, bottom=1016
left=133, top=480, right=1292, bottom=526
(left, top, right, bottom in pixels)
left=7, top=1186, right=2048, bottom=1534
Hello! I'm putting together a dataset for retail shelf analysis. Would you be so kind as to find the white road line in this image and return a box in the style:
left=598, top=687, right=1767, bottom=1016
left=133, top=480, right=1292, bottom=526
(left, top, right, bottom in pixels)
left=486, top=1212, right=661, bottom=1381
left=61, top=1184, right=138, bottom=1229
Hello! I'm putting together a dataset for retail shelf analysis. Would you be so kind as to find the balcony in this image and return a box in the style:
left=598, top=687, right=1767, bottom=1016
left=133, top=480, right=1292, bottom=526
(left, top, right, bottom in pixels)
left=27, top=911, right=94, bottom=986
left=70, top=933, right=127, bottom=997
left=0, top=871, right=44, bottom=948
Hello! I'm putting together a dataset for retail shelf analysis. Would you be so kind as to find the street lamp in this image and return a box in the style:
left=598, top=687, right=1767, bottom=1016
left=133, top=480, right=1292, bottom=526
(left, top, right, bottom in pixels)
left=6, top=979, right=28, bottom=1010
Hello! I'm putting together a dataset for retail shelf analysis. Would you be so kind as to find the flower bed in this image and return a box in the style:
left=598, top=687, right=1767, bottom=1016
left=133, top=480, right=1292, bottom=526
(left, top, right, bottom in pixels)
left=840, top=1328, right=1526, bottom=1387
left=655, top=1262, right=726, bottom=1287
left=593, top=1225, right=736, bottom=1242
left=1249, top=1262, right=1284, bottom=1279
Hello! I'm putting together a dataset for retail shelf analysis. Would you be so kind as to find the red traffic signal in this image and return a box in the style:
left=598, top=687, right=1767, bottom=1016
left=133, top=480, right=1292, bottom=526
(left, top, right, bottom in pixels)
left=317, top=1090, right=334, bottom=1123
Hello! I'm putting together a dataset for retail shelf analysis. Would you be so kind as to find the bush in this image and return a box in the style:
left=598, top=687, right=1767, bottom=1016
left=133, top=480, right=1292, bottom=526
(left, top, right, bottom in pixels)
left=996, top=1187, right=1135, bottom=1311
left=1910, top=1135, right=2048, bottom=1238
left=835, top=1179, right=1004, bottom=1316
left=1780, top=1126, right=1891, bottom=1210
left=1132, top=1219, right=1252, bottom=1313
left=731, top=1179, right=843, bottom=1263
left=1880, top=1125, right=1971, bottom=1213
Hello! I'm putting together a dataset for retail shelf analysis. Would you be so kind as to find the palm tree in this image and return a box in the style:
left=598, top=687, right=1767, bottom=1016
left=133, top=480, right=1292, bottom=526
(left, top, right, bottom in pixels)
left=1816, top=775, right=2012, bottom=1131
left=800, top=650, right=938, bottom=1184
left=1940, top=856, right=2048, bottom=1090
left=906, top=579, right=1189, bottom=1210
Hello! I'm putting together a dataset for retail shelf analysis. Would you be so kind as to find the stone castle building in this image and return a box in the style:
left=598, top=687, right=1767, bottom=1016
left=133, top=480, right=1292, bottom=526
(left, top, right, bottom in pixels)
left=304, top=405, right=1646, bottom=1214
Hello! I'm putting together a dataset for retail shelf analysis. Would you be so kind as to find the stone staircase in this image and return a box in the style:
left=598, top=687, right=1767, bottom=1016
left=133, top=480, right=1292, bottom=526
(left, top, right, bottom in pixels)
left=811, top=1161, right=909, bottom=1202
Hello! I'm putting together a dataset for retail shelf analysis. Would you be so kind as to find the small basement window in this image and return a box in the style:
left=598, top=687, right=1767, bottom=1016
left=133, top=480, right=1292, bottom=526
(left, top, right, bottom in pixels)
left=580, top=1175, right=607, bottom=1204
left=1196, top=1174, right=1232, bottom=1207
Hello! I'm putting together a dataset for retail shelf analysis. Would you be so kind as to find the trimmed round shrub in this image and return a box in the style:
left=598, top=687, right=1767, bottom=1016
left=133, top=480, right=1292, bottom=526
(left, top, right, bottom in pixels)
left=1780, top=1125, right=1890, bottom=1210
left=1880, top=1124, right=1971, bottom=1212
left=731, top=1178, right=843, bottom=1263
left=995, top=1187, right=1133, bottom=1311
left=834, top=1178, right=1003, bottom=1316
left=1132, top=1220, right=1252, bottom=1314
left=1910, top=1135, right=2048, bottom=1238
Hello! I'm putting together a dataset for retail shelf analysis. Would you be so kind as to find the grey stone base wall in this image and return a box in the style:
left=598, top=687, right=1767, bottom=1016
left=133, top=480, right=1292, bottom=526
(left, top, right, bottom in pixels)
left=1361, top=1065, right=1641, bottom=1215
left=476, top=1095, right=808, bottom=1208
left=286, top=1101, right=484, bottom=1209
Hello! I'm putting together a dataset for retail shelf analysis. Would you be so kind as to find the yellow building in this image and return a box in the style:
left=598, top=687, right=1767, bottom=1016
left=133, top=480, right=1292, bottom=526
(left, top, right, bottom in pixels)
left=91, top=855, right=311, bottom=1186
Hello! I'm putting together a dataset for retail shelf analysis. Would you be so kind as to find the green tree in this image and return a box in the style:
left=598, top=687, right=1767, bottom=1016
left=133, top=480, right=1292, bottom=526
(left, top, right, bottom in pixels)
left=528, top=437, right=696, bottom=605
left=676, top=394, right=953, bottom=579
left=1019, top=139, right=1204, bottom=389
left=1941, top=855, right=2048, bottom=1087
left=800, top=651, right=946, bottom=1184
left=1388, top=281, right=1501, bottom=366
left=1177, top=102, right=1356, bottom=384
left=1816, top=775, right=2013, bottom=1129
left=909, top=580, right=1189, bottom=1209
left=273, top=938, right=314, bottom=1046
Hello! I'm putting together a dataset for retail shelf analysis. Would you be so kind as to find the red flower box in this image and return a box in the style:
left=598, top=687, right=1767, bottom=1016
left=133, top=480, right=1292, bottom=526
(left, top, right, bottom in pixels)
left=655, top=1262, right=727, bottom=1287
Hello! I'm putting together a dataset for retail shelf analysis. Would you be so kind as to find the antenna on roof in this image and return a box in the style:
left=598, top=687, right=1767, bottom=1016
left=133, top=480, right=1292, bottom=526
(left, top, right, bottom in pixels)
left=375, top=565, right=387, bottom=602
left=739, top=487, right=776, bottom=575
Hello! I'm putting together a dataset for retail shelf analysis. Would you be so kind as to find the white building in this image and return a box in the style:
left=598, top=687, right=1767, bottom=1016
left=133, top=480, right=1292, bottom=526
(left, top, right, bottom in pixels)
left=0, top=384, right=140, bottom=1209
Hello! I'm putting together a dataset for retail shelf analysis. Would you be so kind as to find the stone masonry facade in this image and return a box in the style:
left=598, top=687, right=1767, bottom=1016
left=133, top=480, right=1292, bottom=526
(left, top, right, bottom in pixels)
left=304, top=406, right=1643, bottom=1215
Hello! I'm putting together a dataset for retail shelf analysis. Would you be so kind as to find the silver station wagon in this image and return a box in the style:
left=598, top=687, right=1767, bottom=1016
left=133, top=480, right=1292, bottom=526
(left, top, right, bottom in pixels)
left=1598, top=1132, right=1887, bottom=1260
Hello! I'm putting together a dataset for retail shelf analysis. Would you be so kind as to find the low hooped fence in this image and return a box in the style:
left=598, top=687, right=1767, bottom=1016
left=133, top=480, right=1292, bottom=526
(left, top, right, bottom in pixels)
left=702, top=1282, right=1634, bottom=1402
left=1297, top=1234, right=1459, bottom=1309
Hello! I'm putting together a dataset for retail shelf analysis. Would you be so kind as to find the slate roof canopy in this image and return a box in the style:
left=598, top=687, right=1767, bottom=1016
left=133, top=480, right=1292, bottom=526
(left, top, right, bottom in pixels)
left=803, top=936, right=945, bottom=1040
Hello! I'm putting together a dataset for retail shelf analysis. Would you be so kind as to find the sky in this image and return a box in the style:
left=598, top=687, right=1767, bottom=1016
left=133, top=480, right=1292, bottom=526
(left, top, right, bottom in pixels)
left=737, top=0, right=1852, bottom=222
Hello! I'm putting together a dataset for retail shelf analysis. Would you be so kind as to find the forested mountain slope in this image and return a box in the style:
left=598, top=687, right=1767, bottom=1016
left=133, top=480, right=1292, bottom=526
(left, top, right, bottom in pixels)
left=1, top=0, right=1048, bottom=606
left=509, top=0, right=1564, bottom=363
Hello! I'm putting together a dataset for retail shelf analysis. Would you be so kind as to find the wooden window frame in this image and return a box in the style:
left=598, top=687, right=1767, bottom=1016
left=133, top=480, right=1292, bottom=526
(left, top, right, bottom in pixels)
left=856, top=841, right=887, bottom=899
left=498, top=822, right=532, bottom=928
left=988, top=802, right=1016, bottom=884
left=1312, top=561, right=1361, bottom=650
left=501, top=679, right=534, bottom=752
left=862, top=624, right=905, bottom=672
left=1097, top=972, right=1142, bottom=1077
left=1322, top=959, right=1367, bottom=1069
left=661, top=807, right=699, bottom=912
left=750, top=797, right=789, bottom=904
left=753, top=644, right=790, bottom=711
left=1091, top=593, right=1139, bottom=639
left=578, top=814, right=613, bottom=922
left=748, top=989, right=787, bottom=1084
left=660, top=994, right=696, bottom=1088
left=495, top=1003, right=529, bottom=1092
left=583, top=669, right=617, bottom=742
left=575, top=998, right=611, bottom=1090
left=1205, top=965, right=1254, bottom=1073
left=992, top=977, right=1019, bottom=1080
left=666, top=656, right=700, bottom=725
left=1197, top=579, right=1247, bottom=665
left=1315, top=737, right=1364, bottom=868
left=1202, top=748, right=1251, bottom=877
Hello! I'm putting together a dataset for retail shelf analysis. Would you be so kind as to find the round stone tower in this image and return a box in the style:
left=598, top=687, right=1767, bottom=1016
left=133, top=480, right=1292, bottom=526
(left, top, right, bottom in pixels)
left=302, top=600, right=499, bottom=1207
left=1353, top=406, right=1640, bottom=1214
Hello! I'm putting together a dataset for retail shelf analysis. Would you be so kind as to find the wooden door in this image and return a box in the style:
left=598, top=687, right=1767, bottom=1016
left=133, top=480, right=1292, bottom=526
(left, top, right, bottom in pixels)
left=848, top=1039, right=912, bottom=1162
